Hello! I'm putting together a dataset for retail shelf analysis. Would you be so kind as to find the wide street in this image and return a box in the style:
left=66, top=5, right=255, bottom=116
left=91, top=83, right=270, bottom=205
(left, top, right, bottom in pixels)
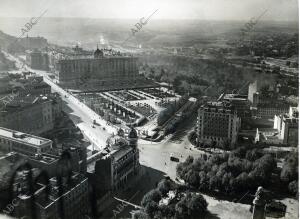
left=3, top=51, right=205, bottom=165
left=139, top=129, right=203, bottom=180
left=3, top=50, right=206, bottom=174
left=3, top=51, right=117, bottom=151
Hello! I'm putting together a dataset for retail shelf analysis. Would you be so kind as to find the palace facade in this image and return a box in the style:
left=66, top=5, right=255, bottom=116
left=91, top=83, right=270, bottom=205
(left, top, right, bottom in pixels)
left=57, top=47, right=140, bottom=87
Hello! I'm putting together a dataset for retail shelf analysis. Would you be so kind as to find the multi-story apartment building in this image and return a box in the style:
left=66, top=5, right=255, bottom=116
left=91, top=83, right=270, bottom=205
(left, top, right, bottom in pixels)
left=0, top=74, right=51, bottom=97
left=248, top=80, right=260, bottom=103
left=14, top=172, right=90, bottom=219
left=248, top=81, right=291, bottom=119
left=20, top=81, right=51, bottom=96
left=88, top=128, right=139, bottom=196
left=47, top=93, right=63, bottom=120
left=0, top=127, right=52, bottom=155
left=197, top=102, right=241, bottom=147
left=26, top=50, right=49, bottom=71
left=252, top=103, right=290, bottom=119
left=219, top=93, right=251, bottom=119
left=274, top=106, right=298, bottom=146
left=0, top=94, right=62, bottom=135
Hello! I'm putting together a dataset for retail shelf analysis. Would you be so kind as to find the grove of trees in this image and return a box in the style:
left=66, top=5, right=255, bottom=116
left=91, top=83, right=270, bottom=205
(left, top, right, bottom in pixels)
left=157, top=95, right=189, bottom=126
left=140, top=55, right=278, bottom=99
left=176, top=147, right=277, bottom=195
left=139, top=179, right=208, bottom=219
left=280, top=152, right=298, bottom=196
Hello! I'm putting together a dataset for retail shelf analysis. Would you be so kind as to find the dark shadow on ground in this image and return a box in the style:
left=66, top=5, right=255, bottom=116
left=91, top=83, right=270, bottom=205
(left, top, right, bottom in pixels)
left=99, top=165, right=165, bottom=219
left=62, top=100, right=83, bottom=125
left=169, top=112, right=197, bottom=144
left=205, top=212, right=221, bottom=219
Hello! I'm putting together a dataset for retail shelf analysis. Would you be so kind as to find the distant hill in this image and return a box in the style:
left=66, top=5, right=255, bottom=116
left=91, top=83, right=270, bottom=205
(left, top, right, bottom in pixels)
left=0, top=30, right=17, bottom=51
left=0, top=18, right=298, bottom=49
left=0, top=17, right=298, bottom=49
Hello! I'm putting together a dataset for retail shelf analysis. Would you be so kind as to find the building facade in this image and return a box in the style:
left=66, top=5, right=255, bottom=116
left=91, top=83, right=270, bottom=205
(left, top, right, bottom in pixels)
left=0, top=95, right=62, bottom=135
left=14, top=172, right=89, bottom=219
left=274, top=106, right=298, bottom=146
left=197, top=102, right=241, bottom=147
left=220, top=93, right=251, bottom=119
left=57, top=48, right=139, bottom=87
left=26, top=50, right=49, bottom=71
left=248, top=80, right=260, bottom=103
left=89, top=128, right=139, bottom=197
left=252, top=103, right=290, bottom=119
left=0, top=127, right=52, bottom=155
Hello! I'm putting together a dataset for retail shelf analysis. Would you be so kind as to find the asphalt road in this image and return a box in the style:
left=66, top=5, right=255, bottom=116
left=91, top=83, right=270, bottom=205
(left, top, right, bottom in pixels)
left=3, top=51, right=116, bottom=151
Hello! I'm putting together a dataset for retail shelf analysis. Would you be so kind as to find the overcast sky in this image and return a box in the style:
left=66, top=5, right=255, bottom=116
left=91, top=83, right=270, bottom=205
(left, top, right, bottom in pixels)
left=0, top=0, right=298, bottom=21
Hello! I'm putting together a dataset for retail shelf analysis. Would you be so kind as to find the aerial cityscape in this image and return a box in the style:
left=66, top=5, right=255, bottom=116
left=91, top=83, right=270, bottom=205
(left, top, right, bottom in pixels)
left=0, top=0, right=298, bottom=218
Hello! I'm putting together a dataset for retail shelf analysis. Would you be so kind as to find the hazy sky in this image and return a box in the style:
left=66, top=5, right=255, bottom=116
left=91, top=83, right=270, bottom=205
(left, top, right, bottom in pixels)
left=0, top=0, right=298, bottom=21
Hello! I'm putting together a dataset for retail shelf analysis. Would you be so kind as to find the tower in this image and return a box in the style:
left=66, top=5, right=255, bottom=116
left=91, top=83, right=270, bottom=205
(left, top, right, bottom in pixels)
left=255, top=128, right=260, bottom=143
left=94, top=45, right=103, bottom=59
left=128, top=127, right=138, bottom=149
left=127, top=127, right=139, bottom=174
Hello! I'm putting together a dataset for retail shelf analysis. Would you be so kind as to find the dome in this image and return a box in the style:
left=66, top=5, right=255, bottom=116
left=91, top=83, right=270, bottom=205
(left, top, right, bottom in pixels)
left=117, top=128, right=125, bottom=137
left=128, top=127, right=138, bottom=139
left=94, top=46, right=103, bottom=58
left=107, top=135, right=127, bottom=150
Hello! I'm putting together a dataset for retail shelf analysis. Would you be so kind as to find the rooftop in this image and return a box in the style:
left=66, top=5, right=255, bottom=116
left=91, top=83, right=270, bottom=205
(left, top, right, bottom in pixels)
left=0, top=127, right=51, bottom=147
left=110, top=145, right=133, bottom=161
left=200, top=101, right=235, bottom=114
left=28, top=153, right=58, bottom=164
left=222, top=93, right=248, bottom=101
left=0, top=95, right=52, bottom=113
left=101, top=144, right=133, bottom=161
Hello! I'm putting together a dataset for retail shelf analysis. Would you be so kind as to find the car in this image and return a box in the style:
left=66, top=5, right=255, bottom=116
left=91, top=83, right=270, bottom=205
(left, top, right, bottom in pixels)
left=170, top=155, right=179, bottom=162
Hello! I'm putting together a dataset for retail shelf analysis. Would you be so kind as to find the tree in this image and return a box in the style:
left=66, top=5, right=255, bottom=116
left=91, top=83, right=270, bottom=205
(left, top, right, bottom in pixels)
left=223, top=140, right=230, bottom=150
left=232, top=146, right=248, bottom=158
left=248, top=167, right=267, bottom=187
left=288, top=180, right=298, bottom=196
left=260, top=85, right=270, bottom=96
left=235, top=172, right=249, bottom=191
left=280, top=153, right=298, bottom=183
left=211, top=140, right=217, bottom=150
left=185, top=169, right=199, bottom=188
left=157, top=179, right=171, bottom=196
left=187, top=193, right=208, bottom=218
left=141, top=189, right=162, bottom=207
left=175, top=193, right=208, bottom=219
left=176, top=162, right=192, bottom=180
left=159, top=205, right=174, bottom=218
left=255, top=154, right=277, bottom=177
left=198, top=171, right=208, bottom=190
left=133, top=210, right=150, bottom=219
left=144, top=201, right=159, bottom=218
left=222, top=172, right=232, bottom=192
left=185, top=156, right=194, bottom=164
left=209, top=175, right=219, bottom=191
left=245, top=148, right=263, bottom=161
left=176, top=147, right=278, bottom=195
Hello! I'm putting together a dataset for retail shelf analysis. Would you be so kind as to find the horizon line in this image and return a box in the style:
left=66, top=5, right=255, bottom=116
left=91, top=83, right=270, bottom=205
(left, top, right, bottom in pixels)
left=0, top=16, right=298, bottom=23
